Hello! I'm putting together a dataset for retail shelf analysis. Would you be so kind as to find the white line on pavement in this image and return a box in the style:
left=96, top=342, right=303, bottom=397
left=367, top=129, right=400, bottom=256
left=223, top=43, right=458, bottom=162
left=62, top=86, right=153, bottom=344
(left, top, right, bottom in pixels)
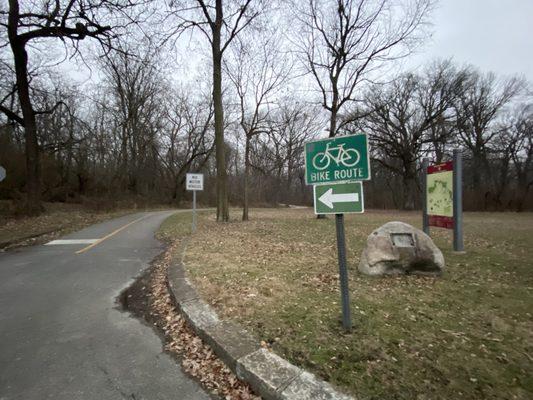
left=45, top=239, right=99, bottom=245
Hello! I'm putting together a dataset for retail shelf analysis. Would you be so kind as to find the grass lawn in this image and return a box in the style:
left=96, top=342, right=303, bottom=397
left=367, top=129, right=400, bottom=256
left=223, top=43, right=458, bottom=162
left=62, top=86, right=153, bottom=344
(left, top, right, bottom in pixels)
left=160, top=208, right=533, bottom=400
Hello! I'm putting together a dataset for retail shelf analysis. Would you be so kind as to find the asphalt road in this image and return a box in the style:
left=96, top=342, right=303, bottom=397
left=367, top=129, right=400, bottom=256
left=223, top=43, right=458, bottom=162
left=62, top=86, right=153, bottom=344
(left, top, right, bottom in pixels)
left=0, top=210, right=211, bottom=400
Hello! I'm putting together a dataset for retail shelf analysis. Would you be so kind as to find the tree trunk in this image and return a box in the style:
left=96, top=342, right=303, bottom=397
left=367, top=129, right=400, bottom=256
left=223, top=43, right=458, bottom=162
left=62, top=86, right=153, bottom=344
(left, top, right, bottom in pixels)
left=286, top=141, right=294, bottom=200
left=401, top=162, right=417, bottom=210
left=401, top=175, right=417, bottom=210
left=329, top=107, right=338, bottom=138
left=242, top=134, right=250, bottom=221
left=515, top=174, right=531, bottom=212
left=471, top=149, right=489, bottom=210
left=433, top=139, right=444, bottom=163
left=212, top=11, right=229, bottom=222
left=8, top=0, right=42, bottom=215
left=329, top=81, right=338, bottom=138
left=120, top=126, right=128, bottom=191
left=471, top=147, right=484, bottom=190
left=317, top=101, right=339, bottom=219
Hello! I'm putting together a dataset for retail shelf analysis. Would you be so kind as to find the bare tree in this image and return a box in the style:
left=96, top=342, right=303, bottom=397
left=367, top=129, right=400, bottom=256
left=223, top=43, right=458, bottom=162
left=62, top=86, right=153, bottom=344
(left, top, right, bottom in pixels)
left=157, top=90, right=214, bottom=203
left=268, top=100, right=323, bottom=203
left=454, top=70, right=524, bottom=193
left=295, top=0, right=432, bottom=138
left=0, top=0, right=142, bottom=214
left=243, top=100, right=322, bottom=206
left=169, top=0, right=261, bottom=221
left=225, top=29, right=291, bottom=220
left=100, top=43, right=163, bottom=195
left=418, top=60, right=467, bottom=162
left=354, top=62, right=464, bottom=209
left=37, top=78, right=86, bottom=196
left=498, top=104, right=533, bottom=211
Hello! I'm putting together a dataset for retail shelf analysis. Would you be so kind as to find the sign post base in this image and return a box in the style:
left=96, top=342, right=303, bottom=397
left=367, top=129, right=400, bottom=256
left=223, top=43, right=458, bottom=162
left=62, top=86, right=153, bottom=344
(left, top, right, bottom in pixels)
left=335, top=213, right=352, bottom=331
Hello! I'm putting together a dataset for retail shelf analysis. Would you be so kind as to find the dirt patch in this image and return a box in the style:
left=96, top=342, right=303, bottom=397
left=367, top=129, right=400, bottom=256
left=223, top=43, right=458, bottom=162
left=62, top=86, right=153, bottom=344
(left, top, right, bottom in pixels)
left=119, top=243, right=260, bottom=400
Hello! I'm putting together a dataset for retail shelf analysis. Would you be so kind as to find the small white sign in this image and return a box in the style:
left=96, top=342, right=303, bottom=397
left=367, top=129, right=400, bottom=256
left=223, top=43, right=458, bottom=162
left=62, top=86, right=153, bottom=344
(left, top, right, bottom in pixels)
left=0, top=166, right=5, bottom=182
left=186, top=173, right=204, bottom=191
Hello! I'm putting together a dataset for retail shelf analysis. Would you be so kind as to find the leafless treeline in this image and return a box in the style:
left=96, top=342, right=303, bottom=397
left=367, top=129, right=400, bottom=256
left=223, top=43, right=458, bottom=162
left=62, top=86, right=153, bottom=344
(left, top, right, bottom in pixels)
left=0, top=0, right=531, bottom=216
left=0, top=41, right=322, bottom=211
left=350, top=61, right=532, bottom=211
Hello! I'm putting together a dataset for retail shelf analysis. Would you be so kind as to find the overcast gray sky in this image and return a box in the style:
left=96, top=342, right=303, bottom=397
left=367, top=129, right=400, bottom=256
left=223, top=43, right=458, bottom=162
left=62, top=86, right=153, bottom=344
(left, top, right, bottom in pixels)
left=62, top=0, right=533, bottom=89
left=405, top=0, right=533, bottom=81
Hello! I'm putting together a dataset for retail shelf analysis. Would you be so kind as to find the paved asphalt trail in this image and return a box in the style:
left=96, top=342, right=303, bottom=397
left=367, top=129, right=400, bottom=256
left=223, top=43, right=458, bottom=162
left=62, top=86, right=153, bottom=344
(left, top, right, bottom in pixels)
left=0, top=210, right=211, bottom=400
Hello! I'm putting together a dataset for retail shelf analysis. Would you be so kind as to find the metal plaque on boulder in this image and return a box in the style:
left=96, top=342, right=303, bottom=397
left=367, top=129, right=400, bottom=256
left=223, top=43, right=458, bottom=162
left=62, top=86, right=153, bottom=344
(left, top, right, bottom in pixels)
left=359, top=221, right=444, bottom=276
left=390, top=233, right=415, bottom=247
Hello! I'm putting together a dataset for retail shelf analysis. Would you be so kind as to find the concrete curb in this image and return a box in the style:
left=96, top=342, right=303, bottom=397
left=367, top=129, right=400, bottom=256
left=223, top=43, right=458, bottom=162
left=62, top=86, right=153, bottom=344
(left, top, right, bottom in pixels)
left=167, top=239, right=354, bottom=400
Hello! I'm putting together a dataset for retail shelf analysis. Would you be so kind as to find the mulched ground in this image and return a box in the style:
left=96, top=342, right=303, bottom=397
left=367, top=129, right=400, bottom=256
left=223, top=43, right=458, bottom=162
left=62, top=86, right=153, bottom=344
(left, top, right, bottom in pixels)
left=118, top=243, right=260, bottom=400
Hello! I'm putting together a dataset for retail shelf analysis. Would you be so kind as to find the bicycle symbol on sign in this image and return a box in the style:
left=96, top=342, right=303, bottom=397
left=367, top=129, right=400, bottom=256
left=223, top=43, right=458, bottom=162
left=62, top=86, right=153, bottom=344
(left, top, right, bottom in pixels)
left=312, top=142, right=360, bottom=171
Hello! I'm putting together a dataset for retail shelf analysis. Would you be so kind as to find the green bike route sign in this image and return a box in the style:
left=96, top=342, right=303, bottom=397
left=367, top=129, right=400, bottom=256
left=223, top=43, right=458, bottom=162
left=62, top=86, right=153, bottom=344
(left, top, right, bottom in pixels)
left=305, top=134, right=370, bottom=185
left=313, top=182, right=364, bottom=214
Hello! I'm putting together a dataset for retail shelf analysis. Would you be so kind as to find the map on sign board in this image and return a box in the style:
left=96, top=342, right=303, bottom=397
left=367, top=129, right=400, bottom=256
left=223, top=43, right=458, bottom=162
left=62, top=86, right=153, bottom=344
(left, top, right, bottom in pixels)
left=186, top=173, right=204, bottom=191
left=427, top=161, right=453, bottom=229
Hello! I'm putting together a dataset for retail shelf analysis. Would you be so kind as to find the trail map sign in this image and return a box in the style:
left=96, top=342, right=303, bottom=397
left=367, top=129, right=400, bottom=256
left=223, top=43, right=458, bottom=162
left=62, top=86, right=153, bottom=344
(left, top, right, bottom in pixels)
left=314, top=182, right=363, bottom=215
left=427, top=161, right=453, bottom=229
left=305, top=134, right=370, bottom=185
left=422, top=150, right=464, bottom=252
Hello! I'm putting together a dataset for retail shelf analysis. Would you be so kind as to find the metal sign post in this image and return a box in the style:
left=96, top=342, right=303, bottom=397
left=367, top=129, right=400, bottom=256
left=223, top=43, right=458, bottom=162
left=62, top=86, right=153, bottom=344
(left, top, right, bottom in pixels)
left=192, top=190, right=197, bottom=232
left=335, top=213, right=352, bottom=331
left=186, top=173, right=204, bottom=233
left=305, top=134, right=371, bottom=332
left=422, top=158, right=430, bottom=235
left=424, top=151, right=464, bottom=252
left=314, top=182, right=363, bottom=331
left=453, top=149, right=464, bottom=252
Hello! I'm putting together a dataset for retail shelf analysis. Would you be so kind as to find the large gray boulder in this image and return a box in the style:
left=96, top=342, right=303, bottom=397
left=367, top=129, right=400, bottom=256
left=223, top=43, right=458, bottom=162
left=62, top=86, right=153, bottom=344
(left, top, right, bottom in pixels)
left=358, top=221, right=444, bottom=276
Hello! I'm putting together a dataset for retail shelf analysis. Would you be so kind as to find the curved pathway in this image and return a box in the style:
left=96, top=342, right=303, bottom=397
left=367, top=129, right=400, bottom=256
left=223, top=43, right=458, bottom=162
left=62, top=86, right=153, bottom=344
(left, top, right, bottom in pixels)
left=0, top=211, right=210, bottom=400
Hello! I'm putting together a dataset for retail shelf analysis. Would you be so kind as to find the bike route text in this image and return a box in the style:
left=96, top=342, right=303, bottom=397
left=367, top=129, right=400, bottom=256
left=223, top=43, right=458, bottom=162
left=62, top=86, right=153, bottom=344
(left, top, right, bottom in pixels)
left=309, top=167, right=366, bottom=183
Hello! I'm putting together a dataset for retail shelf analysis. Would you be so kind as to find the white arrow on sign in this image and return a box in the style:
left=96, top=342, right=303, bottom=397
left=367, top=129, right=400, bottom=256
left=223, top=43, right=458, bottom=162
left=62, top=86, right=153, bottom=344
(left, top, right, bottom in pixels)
left=318, top=188, right=359, bottom=209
